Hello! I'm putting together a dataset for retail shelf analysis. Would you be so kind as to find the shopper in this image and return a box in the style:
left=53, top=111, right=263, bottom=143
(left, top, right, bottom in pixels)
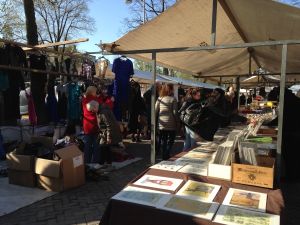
left=82, top=86, right=102, bottom=168
left=179, top=88, right=202, bottom=151
left=155, top=83, right=178, bottom=160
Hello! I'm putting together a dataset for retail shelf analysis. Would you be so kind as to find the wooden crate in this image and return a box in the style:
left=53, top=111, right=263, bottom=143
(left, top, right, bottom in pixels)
left=232, top=156, right=275, bottom=189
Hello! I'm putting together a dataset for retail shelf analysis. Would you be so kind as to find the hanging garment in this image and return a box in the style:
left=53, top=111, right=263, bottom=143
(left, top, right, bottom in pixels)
left=68, top=83, right=82, bottom=123
left=98, top=58, right=109, bottom=79
left=3, top=44, right=26, bottom=125
left=128, top=80, right=146, bottom=133
left=29, top=54, right=48, bottom=124
left=56, top=84, right=68, bottom=120
left=25, top=90, right=37, bottom=126
left=112, top=57, right=134, bottom=121
left=46, top=94, right=59, bottom=123
left=0, top=91, right=5, bottom=125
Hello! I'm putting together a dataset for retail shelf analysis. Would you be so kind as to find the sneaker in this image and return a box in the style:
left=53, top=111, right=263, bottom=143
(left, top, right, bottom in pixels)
left=100, top=165, right=115, bottom=172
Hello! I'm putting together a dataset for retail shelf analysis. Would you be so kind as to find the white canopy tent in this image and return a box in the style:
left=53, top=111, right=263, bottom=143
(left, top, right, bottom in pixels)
left=100, top=0, right=300, bottom=180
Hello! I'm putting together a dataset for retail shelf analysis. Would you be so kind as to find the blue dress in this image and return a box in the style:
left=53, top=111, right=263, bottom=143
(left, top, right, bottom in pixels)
left=112, top=57, right=134, bottom=121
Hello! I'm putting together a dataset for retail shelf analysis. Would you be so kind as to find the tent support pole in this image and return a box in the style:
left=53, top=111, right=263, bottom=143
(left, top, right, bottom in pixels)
left=249, top=53, right=252, bottom=75
left=236, top=77, right=240, bottom=110
left=211, top=0, right=218, bottom=46
left=277, top=44, right=287, bottom=185
left=151, top=52, right=157, bottom=165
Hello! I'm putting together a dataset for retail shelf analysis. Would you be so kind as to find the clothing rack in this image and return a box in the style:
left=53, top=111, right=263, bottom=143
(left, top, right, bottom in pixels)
left=0, top=38, right=90, bottom=60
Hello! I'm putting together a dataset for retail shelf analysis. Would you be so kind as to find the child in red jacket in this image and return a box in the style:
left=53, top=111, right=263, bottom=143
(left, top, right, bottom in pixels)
left=82, top=86, right=102, bottom=168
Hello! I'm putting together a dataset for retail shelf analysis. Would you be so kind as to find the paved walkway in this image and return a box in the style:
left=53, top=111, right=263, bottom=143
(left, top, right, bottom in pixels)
left=0, top=139, right=183, bottom=225
left=1, top=139, right=300, bottom=225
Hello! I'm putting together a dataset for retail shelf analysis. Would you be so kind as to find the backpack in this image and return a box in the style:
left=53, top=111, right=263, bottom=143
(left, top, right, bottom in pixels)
left=179, top=103, right=203, bottom=128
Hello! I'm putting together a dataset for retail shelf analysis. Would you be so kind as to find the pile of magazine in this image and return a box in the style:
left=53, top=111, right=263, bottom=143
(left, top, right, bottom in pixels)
left=238, top=141, right=258, bottom=166
left=213, top=141, right=235, bottom=165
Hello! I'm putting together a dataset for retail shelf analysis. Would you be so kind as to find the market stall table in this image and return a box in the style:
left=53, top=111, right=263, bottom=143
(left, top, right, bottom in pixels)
left=99, top=152, right=284, bottom=225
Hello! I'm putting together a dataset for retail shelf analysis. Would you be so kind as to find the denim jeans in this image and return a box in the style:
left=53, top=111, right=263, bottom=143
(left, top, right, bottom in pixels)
left=84, top=134, right=99, bottom=163
left=183, top=126, right=198, bottom=151
left=158, top=130, right=176, bottom=160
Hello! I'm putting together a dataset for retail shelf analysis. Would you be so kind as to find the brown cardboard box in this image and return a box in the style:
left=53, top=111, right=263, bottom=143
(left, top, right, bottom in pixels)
left=35, top=145, right=85, bottom=192
left=6, top=150, right=35, bottom=171
left=232, top=156, right=275, bottom=188
left=8, top=169, right=36, bottom=187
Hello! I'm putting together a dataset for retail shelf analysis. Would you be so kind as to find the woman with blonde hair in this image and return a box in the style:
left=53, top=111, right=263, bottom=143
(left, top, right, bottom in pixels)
left=155, top=83, right=178, bottom=160
left=82, top=86, right=102, bottom=168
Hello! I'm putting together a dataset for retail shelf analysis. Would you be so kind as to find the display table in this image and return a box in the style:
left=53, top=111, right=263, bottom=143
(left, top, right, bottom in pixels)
left=100, top=152, right=284, bottom=225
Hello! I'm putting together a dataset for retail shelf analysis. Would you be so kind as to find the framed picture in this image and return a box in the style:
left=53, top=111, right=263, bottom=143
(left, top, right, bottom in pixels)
left=213, top=205, right=280, bottom=225
left=112, top=186, right=168, bottom=207
left=150, top=161, right=187, bottom=172
left=181, top=152, right=213, bottom=161
left=178, top=163, right=208, bottom=176
left=176, top=180, right=221, bottom=202
left=133, top=175, right=184, bottom=192
left=222, top=188, right=267, bottom=212
left=157, top=195, right=219, bottom=220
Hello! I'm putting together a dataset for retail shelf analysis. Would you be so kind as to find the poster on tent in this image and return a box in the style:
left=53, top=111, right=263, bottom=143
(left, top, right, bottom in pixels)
left=176, top=180, right=221, bottom=202
left=213, top=205, right=280, bottom=225
left=150, top=161, right=187, bottom=172
left=157, top=195, right=219, bottom=220
left=133, top=175, right=184, bottom=192
left=112, top=186, right=168, bottom=207
left=222, top=188, right=267, bottom=212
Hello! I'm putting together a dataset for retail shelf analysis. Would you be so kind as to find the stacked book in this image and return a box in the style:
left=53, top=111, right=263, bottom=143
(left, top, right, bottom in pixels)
left=238, top=141, right=258, bottom=166
left=213, top=141, right=235, bottom=165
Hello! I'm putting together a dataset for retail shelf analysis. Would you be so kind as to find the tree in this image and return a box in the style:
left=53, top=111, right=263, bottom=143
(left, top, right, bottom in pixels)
left=124, top=0, right=176, bottom=30
left=34, top=0, right=95, bottom=46
left=0, top=0, right=24, bottom=39
left=124, top=0, right=176, bottom=75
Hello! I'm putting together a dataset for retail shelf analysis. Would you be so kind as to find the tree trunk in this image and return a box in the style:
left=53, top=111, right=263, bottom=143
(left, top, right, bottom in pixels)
left=23, top=0, right=38, bottom=45
left=23, top=0, right=48, bottom=125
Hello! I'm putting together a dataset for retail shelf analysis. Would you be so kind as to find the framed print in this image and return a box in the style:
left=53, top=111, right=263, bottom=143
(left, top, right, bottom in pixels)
left=112, top=186, right=168, bottom=207
left=213, top=205, right=280, bottom=225
left=133, top=175, right=184, bottom=192
left=223, top=188, right=267, bottom=212
left=178, top=163, right=208, bottom=176
left=181, top=152, right=213, bottom=161
left=157, top=195, right=219, bottom=220
left=176, top=180, right=221, bottom=202
left=150, top=160, right=187, bottom=172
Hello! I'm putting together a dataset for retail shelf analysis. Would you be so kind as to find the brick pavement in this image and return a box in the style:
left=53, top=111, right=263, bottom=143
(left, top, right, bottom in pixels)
left=0, top=140, right=183, bottom=225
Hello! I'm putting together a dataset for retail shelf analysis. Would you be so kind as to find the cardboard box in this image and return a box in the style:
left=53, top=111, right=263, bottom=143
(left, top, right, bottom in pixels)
left=35, top=145, right=85, bottom=192
left=8, top=169, right=36, bottom=187
left=232, top=156, right=275, bottom=188
left=6, top=150, right=35, bottom=171
left=208, top=163, right=232, bottom=181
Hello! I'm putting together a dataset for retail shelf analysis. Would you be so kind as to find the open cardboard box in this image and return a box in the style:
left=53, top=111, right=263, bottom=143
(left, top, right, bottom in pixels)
left=35, top=145, right=85, bottom=192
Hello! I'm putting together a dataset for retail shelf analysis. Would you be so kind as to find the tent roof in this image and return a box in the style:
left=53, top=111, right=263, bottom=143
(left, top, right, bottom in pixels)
left=104, top=0, right=300, bottom=83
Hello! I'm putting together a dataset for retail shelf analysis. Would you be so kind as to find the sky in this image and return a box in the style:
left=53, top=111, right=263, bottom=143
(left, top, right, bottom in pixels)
left=77, top=0, right=131, bottom=55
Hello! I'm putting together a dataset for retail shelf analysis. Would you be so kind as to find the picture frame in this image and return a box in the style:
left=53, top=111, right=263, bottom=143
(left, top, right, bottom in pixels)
left=112, top=186, right=169, bottom=207
left=176, top=180, right=221, bottom=202
left=213, top=205, right=280, bottom=225
left=150, top=160, right=187, bottom=172
left=222, top=188, right=267, bottom=212
left=133, top=175, right=184, bottom=192
left=157, top=195, right=220, bottom=220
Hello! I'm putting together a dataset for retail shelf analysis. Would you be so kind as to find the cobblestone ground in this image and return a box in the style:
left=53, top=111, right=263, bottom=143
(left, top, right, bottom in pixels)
left=0, top=139, right=183, bottom=225
left=0, top=139, right=299, bottom=225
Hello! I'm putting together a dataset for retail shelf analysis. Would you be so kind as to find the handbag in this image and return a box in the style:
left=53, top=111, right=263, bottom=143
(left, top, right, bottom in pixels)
left=180, top=102, right=203, bottom=128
